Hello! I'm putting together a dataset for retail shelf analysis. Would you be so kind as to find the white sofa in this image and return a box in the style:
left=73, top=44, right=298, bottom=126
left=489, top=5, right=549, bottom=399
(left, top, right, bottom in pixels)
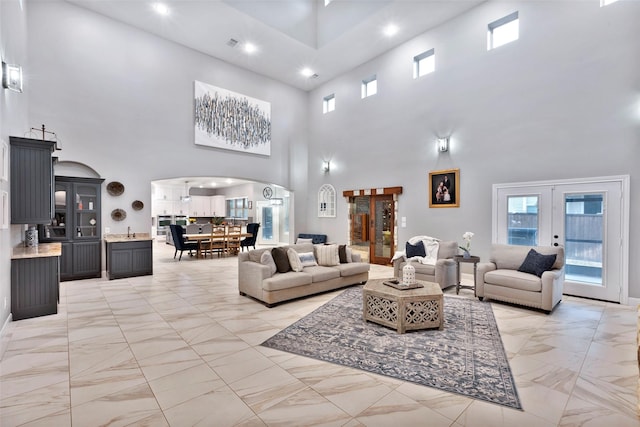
left=392, top=240, right=458, bottom=289
left=476, top=244, right=565, bottom=312
left=238, top=243, right=369, bottom=307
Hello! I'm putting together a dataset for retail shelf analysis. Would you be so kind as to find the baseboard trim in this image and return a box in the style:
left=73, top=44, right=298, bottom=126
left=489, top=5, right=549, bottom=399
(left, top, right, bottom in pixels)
left=626, top=297, right=640, bottom=307
left=0, top=312, right=14, bottom=360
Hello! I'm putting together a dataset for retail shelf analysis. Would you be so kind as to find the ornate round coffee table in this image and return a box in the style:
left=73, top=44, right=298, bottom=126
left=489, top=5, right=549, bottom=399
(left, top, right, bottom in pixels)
left=362, top=279, right=444, bottom=333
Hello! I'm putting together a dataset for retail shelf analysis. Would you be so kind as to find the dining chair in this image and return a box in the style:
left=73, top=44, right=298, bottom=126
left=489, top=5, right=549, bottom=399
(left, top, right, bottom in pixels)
left=169, top=224, right=198, bottom=260
left=226, top=225, right=242, bottom=255
left=241, top=223, right=260, bottom=251
left=206, top=226, right=226, bottom=258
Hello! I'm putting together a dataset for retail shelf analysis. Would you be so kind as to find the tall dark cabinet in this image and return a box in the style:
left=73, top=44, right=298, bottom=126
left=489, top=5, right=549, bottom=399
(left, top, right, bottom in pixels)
left=10, top=137, right=55, bottom=224
left=41, top=176, right=104, bottom=281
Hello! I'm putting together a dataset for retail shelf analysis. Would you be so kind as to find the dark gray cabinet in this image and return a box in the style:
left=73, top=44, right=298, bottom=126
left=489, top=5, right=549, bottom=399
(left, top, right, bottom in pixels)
left=11, top=256, right=59, bottom=320
left=40, top=176, right=104, bottom=281
left=106, top=240, right=153, bottom=280
left=10, top=137, right=55, bottom=224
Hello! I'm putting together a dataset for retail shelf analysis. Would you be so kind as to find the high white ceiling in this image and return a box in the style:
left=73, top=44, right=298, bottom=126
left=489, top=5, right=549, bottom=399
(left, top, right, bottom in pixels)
left=66, top=0, right=485, bottom=91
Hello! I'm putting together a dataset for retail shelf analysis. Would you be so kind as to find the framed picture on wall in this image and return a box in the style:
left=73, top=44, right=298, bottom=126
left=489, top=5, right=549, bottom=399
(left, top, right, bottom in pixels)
left=429, top=168, right=460, bottom=208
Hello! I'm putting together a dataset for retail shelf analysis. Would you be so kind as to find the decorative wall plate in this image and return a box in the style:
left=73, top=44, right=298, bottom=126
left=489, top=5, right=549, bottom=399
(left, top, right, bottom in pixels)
left=132, top=200, right=144, bottom=211
left=107, top=181, right=125, bottom=196
left=263, top=186, right=273, bottom=199
left=111, top=208, right=126, bottom=221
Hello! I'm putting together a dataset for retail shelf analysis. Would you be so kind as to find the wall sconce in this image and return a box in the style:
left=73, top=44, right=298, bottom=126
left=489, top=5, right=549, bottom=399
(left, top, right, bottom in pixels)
left=437, top=137, right=449, bottom=152
left=2, top=62, right=23, bottom=93
left=322, top=161, right=330, bottom=173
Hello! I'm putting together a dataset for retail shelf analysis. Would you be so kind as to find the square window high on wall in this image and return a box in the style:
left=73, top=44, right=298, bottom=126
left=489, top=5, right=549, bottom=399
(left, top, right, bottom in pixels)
left=323, top=94, right=335, bottom=114
left=413, top=48, right=435, bottom=79
left=487, top=11, right=519, bottom=50
left=361, top=75, right=377, bottom=99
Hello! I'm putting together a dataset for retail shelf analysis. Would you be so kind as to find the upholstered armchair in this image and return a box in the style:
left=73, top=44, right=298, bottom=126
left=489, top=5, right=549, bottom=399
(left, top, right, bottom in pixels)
left=169, top=224, right=197, bottom=260
left=241, top=223, right=260, bottom=251
left=392, top=240, right=458, bottom=290
left=476, top=244, right=565, bottom=312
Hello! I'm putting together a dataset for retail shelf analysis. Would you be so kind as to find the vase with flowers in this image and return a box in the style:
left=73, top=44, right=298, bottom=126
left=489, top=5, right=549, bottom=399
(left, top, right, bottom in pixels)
left=459, top=231, right=474, bottom=258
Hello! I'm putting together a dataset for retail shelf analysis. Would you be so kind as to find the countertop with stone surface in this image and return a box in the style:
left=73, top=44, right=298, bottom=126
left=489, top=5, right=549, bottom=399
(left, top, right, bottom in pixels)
left=12, top=242, right=62, bottom=260
left=104, top=233, right=153, bottom=243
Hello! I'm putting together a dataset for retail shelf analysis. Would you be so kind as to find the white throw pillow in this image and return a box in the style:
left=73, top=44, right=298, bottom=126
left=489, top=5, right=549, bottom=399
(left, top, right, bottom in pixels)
left=287, top=248, right=304, bottom=272
left=298, top=252, right=318, bottom=267
left=260, top=250, right=277, bottom=275
left=296, top=237, right=314, bottom=244
left=315, top=244, right=340, bottom=266
left=345, top=247, right=353, bottom=263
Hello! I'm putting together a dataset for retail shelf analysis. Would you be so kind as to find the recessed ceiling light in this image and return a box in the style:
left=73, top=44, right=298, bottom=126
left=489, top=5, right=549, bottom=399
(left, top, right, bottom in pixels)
left=383, top=23, right=398, bottom=37
left=210, top=182, right=217, bottom=186
left=301, top=67, right=314, bottom=77
left=153, top=3, right=170, bottom=16
left=225, top=178, right=233, bottom=184
left=244, top=42, right=257, bottom=54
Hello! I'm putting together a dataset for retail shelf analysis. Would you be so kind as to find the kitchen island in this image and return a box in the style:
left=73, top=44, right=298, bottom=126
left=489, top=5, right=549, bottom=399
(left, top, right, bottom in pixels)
left=105, top=234, right=153, bottom=280
left=11, top=242, right=62, bottom=320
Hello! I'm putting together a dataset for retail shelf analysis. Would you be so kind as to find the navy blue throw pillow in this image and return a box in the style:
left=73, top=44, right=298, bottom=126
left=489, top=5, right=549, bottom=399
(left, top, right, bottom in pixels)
left=518, top=249, right=557, bottom=277
left=406, top=241, right=426, bottom=258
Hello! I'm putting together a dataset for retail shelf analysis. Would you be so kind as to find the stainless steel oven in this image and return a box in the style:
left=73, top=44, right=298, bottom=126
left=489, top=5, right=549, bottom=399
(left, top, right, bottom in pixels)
left=157, top=215, right=172, bottom=236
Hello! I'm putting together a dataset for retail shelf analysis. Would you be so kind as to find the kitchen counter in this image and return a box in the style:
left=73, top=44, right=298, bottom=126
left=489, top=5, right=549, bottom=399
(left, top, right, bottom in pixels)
left=105, top=237, right=153, bottom=280
left=12, top=242, right=62, bottom=260
left=11, top=242, right=62, bottom=320
left=104, top=233, right=153, bottom=243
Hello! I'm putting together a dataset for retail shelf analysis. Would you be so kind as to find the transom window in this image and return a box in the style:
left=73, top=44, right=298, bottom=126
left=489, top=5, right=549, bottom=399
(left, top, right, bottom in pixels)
left=487, top=11, right=519, bottom=50
left=323, top=94, right=335, bottom=114
left=413, top=48, right=435, bottom=79
left=361, top=75, right=377, bottom=99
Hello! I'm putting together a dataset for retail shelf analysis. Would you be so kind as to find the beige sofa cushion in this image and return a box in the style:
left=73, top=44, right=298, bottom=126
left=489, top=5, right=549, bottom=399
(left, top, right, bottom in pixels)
left=412, top=263, right=436, bottom=276
left=490, top=244, right=564, bottom=270
left=303, top=265, right=341, bottom=282
left=334, top=262, right=370, bottom=277
left=484, top=270, right=542, bottom=292
left=263, top=272, right=312, bottom=291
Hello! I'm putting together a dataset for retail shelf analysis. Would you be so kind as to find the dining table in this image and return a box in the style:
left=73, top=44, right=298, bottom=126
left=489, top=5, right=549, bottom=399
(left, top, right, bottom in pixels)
left=184, top=232, right=252, bottom=258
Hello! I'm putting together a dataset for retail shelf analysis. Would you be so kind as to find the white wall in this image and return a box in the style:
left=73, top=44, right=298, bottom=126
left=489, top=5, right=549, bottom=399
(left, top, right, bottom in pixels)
left=0, top=0, right=29, bottom=338
left=26, top=0, right=309, bottom=239
left=306, top=1, right=640, bottom=296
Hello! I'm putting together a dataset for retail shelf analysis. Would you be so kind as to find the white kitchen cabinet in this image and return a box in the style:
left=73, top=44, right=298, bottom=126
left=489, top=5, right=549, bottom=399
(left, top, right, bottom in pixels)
left=211, top=195, right=226, bottom=217
left=189, top=196, right=209, bottom=217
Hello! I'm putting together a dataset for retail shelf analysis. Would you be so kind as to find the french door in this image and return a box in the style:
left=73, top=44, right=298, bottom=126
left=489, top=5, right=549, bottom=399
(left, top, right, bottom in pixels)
left=494, top=177, right=628, bottom=302
left=348, top=194, right=395, bottom=265
left=255, top=201, right=279, bottom=245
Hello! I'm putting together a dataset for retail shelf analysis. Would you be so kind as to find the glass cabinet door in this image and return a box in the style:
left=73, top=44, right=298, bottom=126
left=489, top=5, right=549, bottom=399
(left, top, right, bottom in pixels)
left=47, top=182, right=70, bottom=239
left=75, top=183, right=99, bottom=238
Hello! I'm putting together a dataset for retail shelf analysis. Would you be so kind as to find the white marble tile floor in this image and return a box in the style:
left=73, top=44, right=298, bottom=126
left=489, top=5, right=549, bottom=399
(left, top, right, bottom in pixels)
left=1, top=241, right=638, bottom=426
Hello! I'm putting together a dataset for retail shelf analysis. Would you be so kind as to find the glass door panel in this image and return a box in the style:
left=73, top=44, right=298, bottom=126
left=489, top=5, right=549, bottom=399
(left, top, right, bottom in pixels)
left=371, top=196, right=393, bottom=264
left=256, top=201, right=279, bottom=245
left=50, top=183, right=71, bottom=240
left=563, top=193, right=604, bottom=285
left=75, top=183, right=99, bottom=238
left=506, top=195, right=539, bottom=245
left=349, top=196, right=370, bottom=262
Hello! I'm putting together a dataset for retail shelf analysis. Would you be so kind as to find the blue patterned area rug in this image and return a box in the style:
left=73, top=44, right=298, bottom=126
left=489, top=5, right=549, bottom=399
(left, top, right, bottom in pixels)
left=261, top=287, right=522, bottom=409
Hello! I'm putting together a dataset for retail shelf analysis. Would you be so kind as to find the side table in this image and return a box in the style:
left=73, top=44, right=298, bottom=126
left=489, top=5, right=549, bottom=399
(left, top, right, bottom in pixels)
left=453, top=255, right=480, bottom=296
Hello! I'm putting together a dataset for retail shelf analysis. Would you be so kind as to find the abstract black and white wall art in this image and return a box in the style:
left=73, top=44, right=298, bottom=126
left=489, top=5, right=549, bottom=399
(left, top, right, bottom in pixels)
left=194, top=81, right=271, bottom=156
